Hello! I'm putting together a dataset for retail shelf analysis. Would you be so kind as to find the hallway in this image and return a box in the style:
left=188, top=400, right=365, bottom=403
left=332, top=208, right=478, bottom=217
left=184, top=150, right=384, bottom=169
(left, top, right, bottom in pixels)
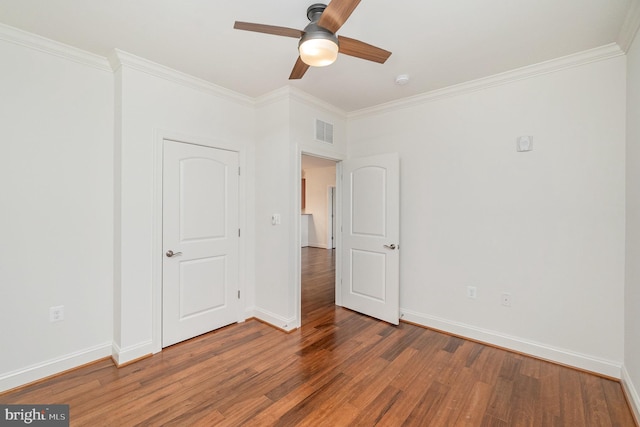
left=301, top=247, right=335, bottom=325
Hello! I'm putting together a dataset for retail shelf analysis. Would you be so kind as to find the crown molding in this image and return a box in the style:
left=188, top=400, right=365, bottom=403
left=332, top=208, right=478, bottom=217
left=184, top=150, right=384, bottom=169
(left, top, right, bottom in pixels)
left=288, top=87, right=347, bottom=117
left=109, top=49, right=254, bottom=108
left=254, top=86, right=292, bottom=108
left=349, top=43, right=624, bottom=119
left=0, top=23, right=111, bottom=72
left=618, top=0, right=640, bottom=52
left=255, top=86, right=347, bottom=117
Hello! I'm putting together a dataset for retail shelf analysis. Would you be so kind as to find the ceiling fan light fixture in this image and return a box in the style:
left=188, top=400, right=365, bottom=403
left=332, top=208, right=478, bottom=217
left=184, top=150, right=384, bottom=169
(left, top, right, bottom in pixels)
left=299, top=38, right=339, bottom=66
left=298, top=22, right=339, bottom=67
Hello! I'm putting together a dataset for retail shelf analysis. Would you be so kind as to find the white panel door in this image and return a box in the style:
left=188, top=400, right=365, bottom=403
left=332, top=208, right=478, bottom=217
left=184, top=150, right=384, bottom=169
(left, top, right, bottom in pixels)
left=342, top=153, right=400, bottom=325
left=162, top=140, right=239, bottom=347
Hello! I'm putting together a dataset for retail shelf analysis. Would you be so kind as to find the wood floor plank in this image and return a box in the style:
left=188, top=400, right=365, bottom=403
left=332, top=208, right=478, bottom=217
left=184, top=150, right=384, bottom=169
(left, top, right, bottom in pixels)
left=403, top=381, right=451, bottom=425
left=579, top=373, right=612, bottom=427
left=602, top=376, right=638, bottom=426
left=509, top=373, right=540, bottom=426
left=303, top=401, right=360, bottom=427
left=163, top=406, right=226, bottom=427
left=273, top=372, right=352, bottom=427
left=428, top=368, right=478, bottom=425
left=559, top=367, right=588, bottom=426
left=348, top=347, right=417, bottom=410
left=1, top=247, right=635, bottom=426
left=539, top=360, right=563, bottom=420
left=356, top=385, right=404, bottom=426
left=484, top=376, right=515, bottom=422
left=475, top=345, right=508, bottom=386
left=453, top=380, right=493, bottom=426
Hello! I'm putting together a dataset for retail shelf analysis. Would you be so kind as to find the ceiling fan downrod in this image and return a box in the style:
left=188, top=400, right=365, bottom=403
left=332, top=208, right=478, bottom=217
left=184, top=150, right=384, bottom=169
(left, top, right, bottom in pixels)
left=306, top=3, right=327, bottom=22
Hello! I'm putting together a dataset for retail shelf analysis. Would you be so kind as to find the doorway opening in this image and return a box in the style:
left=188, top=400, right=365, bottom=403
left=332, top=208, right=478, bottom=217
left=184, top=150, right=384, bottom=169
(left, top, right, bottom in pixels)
left=301, top=154, right=338, bottom=326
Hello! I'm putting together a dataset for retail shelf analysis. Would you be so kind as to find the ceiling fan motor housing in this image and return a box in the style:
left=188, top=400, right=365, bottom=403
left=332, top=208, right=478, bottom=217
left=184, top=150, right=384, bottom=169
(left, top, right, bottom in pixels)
left=300, top=22, right=339, bottom=47
left=300, top=3, right=339, bottom=51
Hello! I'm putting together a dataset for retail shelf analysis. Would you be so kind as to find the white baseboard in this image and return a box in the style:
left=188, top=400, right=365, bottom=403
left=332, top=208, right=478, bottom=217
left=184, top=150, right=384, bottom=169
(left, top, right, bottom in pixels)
left=622, top=365, right=640, bottom=425
left=0, top=342, right=111, bottom=393
left=253, top=307, right=298, bottom=332
left=307, top=242, right=327, bottom=249
left=400, top=308, right=622, bottom=378
left=111, top=340, right=153, bottom=366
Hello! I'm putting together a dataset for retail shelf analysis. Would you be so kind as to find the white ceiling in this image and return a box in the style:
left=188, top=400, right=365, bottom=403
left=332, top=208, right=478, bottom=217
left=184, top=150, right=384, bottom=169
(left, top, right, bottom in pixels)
left=0, top=0, right=635, bottom=112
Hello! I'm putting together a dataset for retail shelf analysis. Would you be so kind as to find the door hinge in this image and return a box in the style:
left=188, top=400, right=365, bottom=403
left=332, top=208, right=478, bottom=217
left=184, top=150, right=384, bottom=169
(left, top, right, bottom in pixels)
left=238, top=228, right=241, bottom=237
left=238, top=166, right=241, bottom=176
left=237, top=290, right=240, bottom=299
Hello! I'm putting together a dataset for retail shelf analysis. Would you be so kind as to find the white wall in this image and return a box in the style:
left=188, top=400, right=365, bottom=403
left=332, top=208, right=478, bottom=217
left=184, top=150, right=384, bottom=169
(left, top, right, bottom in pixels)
left=624, top=24, right=640, bottom=419
left=111, top=52, right=255, bottom=364
left=302, top=166, right=336, bottom=248
left=0, top=30, right=114, bottom=391
left=292, top=91, right=348, bottom=158
left=253, top=88, right=346, bottom=330
left=348, top=54, right=627, bottom=376
left=254, top=95, right=296, bottom=328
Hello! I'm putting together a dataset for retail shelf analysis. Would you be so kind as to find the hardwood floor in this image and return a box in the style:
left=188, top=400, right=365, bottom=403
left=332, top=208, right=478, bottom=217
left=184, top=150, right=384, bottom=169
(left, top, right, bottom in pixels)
left=2, top=247, right=636, bottom=426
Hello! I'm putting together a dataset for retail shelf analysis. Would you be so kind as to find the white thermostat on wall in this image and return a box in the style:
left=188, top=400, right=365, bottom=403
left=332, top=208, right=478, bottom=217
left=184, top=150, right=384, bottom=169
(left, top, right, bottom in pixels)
left=517, top=136, right=533, bottom=152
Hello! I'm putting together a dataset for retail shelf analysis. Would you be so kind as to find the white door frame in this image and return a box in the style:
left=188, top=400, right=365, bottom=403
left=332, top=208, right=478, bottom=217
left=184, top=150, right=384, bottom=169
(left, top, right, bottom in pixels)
left=327, top=186, right=336, bottom=250
left=151, top=129, right=247, bottom=354
left=296, top=150, right=345, bottom=326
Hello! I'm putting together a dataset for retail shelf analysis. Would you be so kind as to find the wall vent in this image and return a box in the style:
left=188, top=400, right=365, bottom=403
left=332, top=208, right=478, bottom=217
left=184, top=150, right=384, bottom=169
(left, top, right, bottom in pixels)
left=315, top=119, right=334, bottom=144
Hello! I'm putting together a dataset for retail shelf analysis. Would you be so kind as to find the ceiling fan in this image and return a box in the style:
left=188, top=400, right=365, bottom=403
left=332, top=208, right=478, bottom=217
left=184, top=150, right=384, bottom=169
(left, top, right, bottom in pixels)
left=233, top=0, right=392, bottom=79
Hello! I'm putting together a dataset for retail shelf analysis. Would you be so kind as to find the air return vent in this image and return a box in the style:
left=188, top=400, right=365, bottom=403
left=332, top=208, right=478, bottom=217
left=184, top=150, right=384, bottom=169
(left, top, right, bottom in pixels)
left=315, top=119, right=334, bottom=144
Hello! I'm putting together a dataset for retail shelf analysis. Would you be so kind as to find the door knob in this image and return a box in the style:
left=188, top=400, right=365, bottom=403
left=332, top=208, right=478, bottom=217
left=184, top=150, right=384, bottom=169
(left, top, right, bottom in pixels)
left=166, top=250, right=183, bottom=257
left=383, top=244, right=397, bottom=250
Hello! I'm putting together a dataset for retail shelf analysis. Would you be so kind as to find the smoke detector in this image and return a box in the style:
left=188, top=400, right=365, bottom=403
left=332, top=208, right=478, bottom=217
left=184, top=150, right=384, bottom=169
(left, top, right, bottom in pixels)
left=395, top=74, right=410, bottom=85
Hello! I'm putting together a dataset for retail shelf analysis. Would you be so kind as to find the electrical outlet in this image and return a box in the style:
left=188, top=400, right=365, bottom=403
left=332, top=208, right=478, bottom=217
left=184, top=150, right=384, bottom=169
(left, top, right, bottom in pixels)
left=501, top=293, right=512, bottom=307
left=49, top=305, right=64, bottom=322
left=467, top=286, right=477, bottom=299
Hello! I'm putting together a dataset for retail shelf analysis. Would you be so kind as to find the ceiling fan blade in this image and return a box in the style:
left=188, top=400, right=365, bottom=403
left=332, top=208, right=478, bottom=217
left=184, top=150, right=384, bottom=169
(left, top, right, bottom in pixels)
left=233, top=21, right=303, bottom=38
left=338, top=35, right=391, bottom=64
left=289, top=57, right=310, bottom=79
left=317, top=0, right=361, bottom=33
